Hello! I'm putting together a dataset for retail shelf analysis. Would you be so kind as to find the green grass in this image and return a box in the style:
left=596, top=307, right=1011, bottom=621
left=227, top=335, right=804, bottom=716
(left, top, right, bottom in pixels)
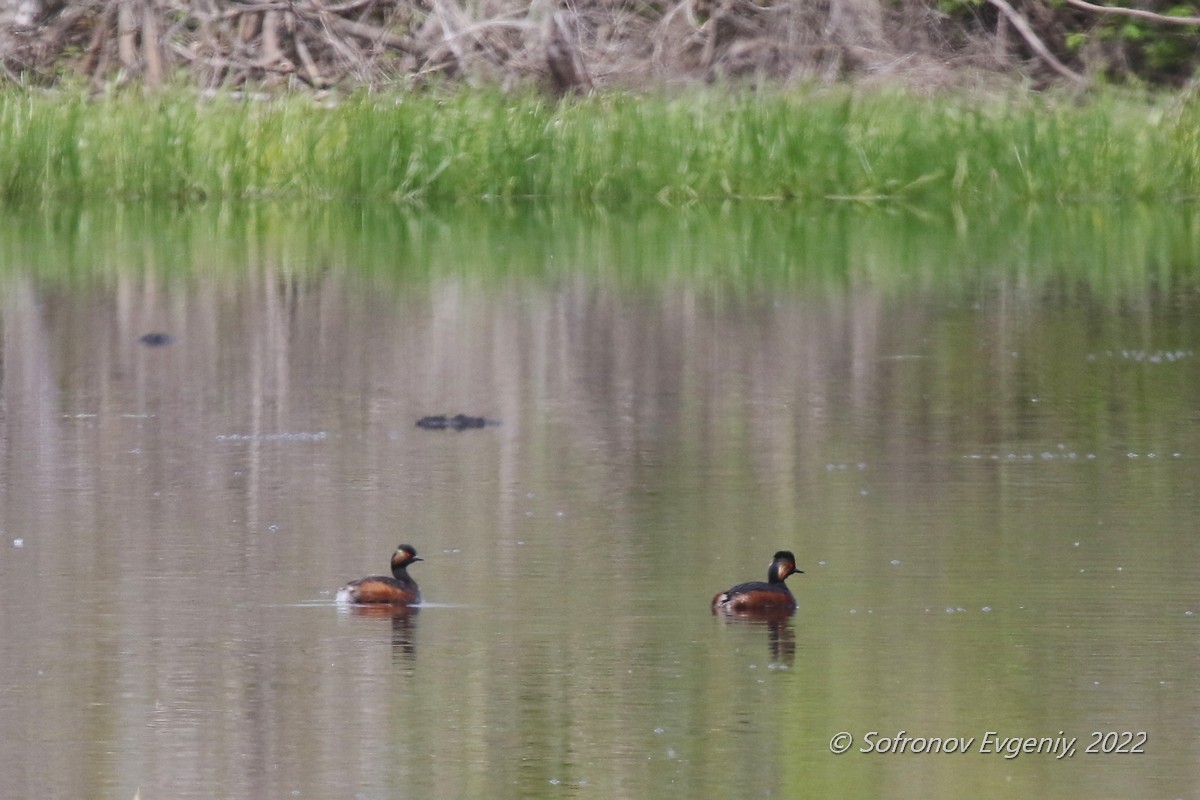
left=1, top=87, right=1200, bottom=206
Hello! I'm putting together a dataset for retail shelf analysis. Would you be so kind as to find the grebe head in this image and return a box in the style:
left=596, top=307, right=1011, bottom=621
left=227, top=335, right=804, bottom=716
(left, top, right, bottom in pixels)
left=391, top=544, right=423, bottom=571
left=768, top=551, right=802, bottom=583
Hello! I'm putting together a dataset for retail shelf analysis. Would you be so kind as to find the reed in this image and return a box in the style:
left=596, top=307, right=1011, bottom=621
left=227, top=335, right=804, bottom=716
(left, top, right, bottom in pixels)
left=0, top=88, right=1198, bottom=206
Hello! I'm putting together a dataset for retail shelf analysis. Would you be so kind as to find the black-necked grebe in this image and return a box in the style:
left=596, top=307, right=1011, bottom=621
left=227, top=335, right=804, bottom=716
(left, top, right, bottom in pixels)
left=711, top=550, right=802, bottom=614
left=336, top=544, right=423, bottom=605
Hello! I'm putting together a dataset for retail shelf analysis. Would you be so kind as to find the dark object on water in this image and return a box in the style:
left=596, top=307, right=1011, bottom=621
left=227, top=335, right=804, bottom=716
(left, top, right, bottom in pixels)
left=711, top=550, right=803, bottom=615
left=336, top=544, right=423, bottom=606
left=139, top=332, right=174, bottom=346
left=416, top=414, right=499, bottom=431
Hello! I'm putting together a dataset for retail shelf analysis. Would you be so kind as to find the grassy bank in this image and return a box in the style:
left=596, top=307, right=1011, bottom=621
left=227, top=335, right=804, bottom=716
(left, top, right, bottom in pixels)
left=1, top=89, right=1199, bottom=207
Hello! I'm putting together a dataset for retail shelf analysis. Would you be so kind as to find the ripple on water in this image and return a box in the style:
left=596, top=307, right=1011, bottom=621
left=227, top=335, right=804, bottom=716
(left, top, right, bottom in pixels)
left=1086, top=349, right=1195, bottom=363
left=214, top=431, right=328, bottom=442
left=962, top=448, right=1183, bottom=462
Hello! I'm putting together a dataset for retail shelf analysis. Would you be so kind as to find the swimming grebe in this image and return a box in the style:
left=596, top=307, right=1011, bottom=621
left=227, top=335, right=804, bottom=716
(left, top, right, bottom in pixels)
left=336, top=544, right=423, bottom=605
left=711, top=550, right=802, bottom=614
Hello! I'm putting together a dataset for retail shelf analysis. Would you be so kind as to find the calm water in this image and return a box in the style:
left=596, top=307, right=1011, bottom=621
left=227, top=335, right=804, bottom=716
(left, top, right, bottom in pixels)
left=1, top=203, right=1198, bottom=799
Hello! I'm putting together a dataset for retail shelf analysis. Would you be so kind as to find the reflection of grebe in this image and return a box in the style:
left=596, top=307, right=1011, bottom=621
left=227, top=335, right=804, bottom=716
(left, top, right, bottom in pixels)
left=342, top=604, right=420, bottom=660
left=715, top=606, right=797, bottom=664
left=336, top=544, right=422, bottom=606
left=711, top=551, right=802, bottom=614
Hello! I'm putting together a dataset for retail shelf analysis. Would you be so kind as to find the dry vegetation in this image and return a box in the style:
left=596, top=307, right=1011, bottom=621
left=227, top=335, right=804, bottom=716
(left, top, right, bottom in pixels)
left=4, top=0, right=1180, bottom=94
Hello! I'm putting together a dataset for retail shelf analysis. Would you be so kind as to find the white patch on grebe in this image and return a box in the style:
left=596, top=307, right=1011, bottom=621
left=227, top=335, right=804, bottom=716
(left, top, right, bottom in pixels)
left=335, top=586, right=355, bottom=604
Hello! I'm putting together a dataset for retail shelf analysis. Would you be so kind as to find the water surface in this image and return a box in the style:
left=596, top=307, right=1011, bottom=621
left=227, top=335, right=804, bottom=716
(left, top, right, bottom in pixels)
left=0, top=203, right=1198, bottom=799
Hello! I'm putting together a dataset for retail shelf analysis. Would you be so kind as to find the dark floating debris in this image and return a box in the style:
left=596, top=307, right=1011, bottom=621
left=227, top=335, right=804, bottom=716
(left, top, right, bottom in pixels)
left=139, top=332, right=174, bottom=346
left=416, top=414, right=499, bottom=431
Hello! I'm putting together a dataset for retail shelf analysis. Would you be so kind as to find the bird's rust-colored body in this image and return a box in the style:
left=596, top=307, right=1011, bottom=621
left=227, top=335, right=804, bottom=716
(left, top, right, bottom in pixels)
left=711, top=551, right=802, bottom=615
left=337, top=544, right=423, bottom=606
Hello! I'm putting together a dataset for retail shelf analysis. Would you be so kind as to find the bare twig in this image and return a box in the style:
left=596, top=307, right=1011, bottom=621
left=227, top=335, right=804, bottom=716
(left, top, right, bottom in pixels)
left=117, top=0, right=139, bottom=71
left=142, top=1, right=163, bottom=86
left=311, top=6, right=419, bottom=54
left=432, top=0, right=469, bottom=68
left=238, top=11, right=262, bottom=43
left=1062, top=0, right=1200, bottom=26
left=545, top=11, right=592, bottom=94
left=292, top=20, right=326, bottom=85
left=261, top=9, right=296, bottom=71
left=169, top=40, right=300, bottom=76
left=314, top=0, right=379, bottom=14
left=79, top=4, right=114, bottom=79
left=985, top=0, right=1088, bottom=85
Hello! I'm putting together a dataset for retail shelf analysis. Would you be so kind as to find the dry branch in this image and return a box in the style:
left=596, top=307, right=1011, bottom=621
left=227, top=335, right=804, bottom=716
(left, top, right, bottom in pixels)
left=142, top=3, right=163, bottom=86
left=545, top=12, right=592, bottom=94
left=985, top=0, right=1088, bottom=85
left=117, top=0, right=138, bottom=72
left=0, top=0, right=1149, bottom=91
left=311, top=7, right=418, bottom=55
left=1062, top=0, right=1200, bottom=26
